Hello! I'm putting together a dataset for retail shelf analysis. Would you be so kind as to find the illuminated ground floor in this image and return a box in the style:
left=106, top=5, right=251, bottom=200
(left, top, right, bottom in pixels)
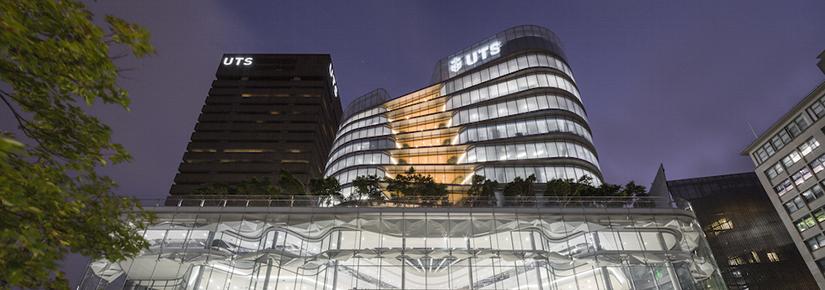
left=79, top=203, right=726, bottom=290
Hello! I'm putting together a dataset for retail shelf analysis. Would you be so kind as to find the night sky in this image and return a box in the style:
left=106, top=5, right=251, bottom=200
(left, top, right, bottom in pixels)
left=15, top=0, right=825, bottom=285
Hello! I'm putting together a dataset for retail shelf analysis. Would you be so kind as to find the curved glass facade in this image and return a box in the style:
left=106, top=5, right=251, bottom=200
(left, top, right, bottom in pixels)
left=326, top=25, right=601, bottom=193
left=79, top=204, right=725, bottom=290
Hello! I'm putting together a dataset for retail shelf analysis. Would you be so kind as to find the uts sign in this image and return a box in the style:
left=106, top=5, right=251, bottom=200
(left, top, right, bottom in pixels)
left=449, top=40, right=502, bottom=73
left=222, top=56, right=253, bottom=66
left=329, top=63, right=339, bottom=98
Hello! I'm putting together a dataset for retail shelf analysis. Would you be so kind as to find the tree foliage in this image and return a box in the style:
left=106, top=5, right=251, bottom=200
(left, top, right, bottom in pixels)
left=503, top=174, right=537, bottom=198
left=385, top=167, right=448, bottom=205
left=544, top=176, right=649, bottom=206
left=278, top=170, right=306, bottom=195
left=461, top=175, right=498, bottom=206
left=352, top=175, right=385, bottom=204
left=309, top=176, right=342, bottom=206
left=0, top=1, right=155, bottom=288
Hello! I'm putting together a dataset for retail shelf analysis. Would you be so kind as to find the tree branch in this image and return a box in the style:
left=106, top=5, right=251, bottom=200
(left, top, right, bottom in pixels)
left=0, top=89, right=63, bottom=161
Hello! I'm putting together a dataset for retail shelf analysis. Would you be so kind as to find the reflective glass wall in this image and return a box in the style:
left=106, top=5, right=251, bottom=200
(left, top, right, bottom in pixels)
left=80, top=207, right=725, bottom=290
left=325, top=25, right=601, bottom=198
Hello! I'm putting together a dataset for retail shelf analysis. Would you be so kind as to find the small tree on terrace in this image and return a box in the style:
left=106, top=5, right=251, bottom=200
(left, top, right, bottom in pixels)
left=278, top=170, right=306, bottom=195
left=352, top=175, right=385, bottom=205
left=544, top=176, right=594, bottom=206
left=463, top=175, right=498, bottom=206
left=385, top=167, right=448, bottom=205
left=503, top=174, right=537, bottom=202
left=309, top=176, right=342, bottom=206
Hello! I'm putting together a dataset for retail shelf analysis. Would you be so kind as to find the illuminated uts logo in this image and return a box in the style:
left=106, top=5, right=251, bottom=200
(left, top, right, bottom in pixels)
left=222, top=56, right=253, bottom=66
left=448, top=40, right=502, bottom=73
left=329, top=63, right=339, bottom=98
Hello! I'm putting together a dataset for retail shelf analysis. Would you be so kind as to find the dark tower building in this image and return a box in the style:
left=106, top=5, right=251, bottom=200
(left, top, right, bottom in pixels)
left=169, top=54, right=342, bottom=195
left=667, top=172, right=817, bottom=289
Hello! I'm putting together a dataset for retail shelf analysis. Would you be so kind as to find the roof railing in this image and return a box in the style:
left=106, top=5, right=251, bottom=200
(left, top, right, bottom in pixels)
left=145, top=195, right=692, bottom=211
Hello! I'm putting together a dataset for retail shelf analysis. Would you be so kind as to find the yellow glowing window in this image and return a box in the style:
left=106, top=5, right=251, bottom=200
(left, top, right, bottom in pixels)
left=751, top=251, right=761, bottom=263
left=767, top=251, right=780, bottom=262
left=728, top=256, right=744, bottom=266
left=224, top=149, right=268, bottom=153
left=287, top=149, right=302, bottom=153
left=708, top=217, right=734, bottom=232
left=191, top=149, right=217, bottom=153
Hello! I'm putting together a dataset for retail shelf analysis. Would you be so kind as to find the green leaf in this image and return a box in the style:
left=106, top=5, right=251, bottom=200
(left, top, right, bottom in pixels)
left=0, top=0, right=155, bottom=288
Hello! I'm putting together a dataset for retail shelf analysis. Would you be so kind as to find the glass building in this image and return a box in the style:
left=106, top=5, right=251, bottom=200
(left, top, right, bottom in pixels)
left=326, top=25, right=601, bottom=199
left=78, top=25, right=726, bottom=290
left=79, top=197, right=725, bottom=290
left=667, top=172, right=816, bottom=289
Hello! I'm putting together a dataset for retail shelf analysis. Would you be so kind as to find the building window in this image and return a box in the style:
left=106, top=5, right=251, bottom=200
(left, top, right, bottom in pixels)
left=796, top=215, right=817, bottom=232
left=753, top=115, right=813, bottom=165
left=799, top=137, right=820, bottom=156
left=808, top=96, right=825, bottom=120
left=728, top=256, right=744, bottom=266
left=750, top=251, right=761, bottom=263
left=815, top=208, right=825, bottom=223
left=774, top=178, right=794, bottom=196
left=782, top=150, right=803, bottom=168
left=767, top=251, right=780, bottom=262
left=785, top=196, right=806, bottom=213
left=792, top=167, right=813, bottom=185
left=765, top=162, right=785, bottom=179
left=708, top=217, right=734, bottom=233
left=806, top=234, right=825, bottom=251
left=811, top=154, right=825, bottom=174
left=801, top=184, right=825, bottom=203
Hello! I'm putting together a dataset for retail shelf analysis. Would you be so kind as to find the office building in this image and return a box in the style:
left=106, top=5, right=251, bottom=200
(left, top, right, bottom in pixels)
left=742, top=74, right=825, bottom=286
left=668, top=172, right=816, bottom=289
left=78, top=25, right=725, bottom=290
left=327, top=25, right=601, bottom=199
left=170, top=54, right=342, bottom=195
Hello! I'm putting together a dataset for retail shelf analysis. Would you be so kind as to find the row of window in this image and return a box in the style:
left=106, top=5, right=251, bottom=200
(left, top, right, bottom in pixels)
left=753, top=114, right=812, bottom=164
left=784, top=184, right=825, bottom=213
left=335, top=115, right=388, bottom=144
left=443, top=53, right=574, bottom=95
left=773, top=147, right=824, bottom=196
left=463, top=141, right=600, bottom=169
left=331, top=125, right=392, bottom=151
left=340, top=107, right=387, bottom=131
left=445, top=72, right=581, bottom=111
left=475, top=166, right=601, bottom=186
left=765, top=137, right=819, bottom=174
left=327, top=138, right=395, bottom=168
left=775, top=166, right=814, bottom=195
left=456, top=116, right=592, bottom=145
left=325, top=152, right=391, bottom=176
left=795, top=207, right=825, bottom=232
left=807, top=94, right=825, bottom=121
left=451, top=93, right=586, bottom=126
left=329, top=167, right=385, bottom=187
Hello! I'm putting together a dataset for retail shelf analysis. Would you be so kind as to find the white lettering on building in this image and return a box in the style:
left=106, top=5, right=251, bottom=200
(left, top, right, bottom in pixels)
left=329, top=63, right=339, bottom=98
left=222, top=57, right=253, bottom=66
left=449, top=40, right=502, bottom=73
